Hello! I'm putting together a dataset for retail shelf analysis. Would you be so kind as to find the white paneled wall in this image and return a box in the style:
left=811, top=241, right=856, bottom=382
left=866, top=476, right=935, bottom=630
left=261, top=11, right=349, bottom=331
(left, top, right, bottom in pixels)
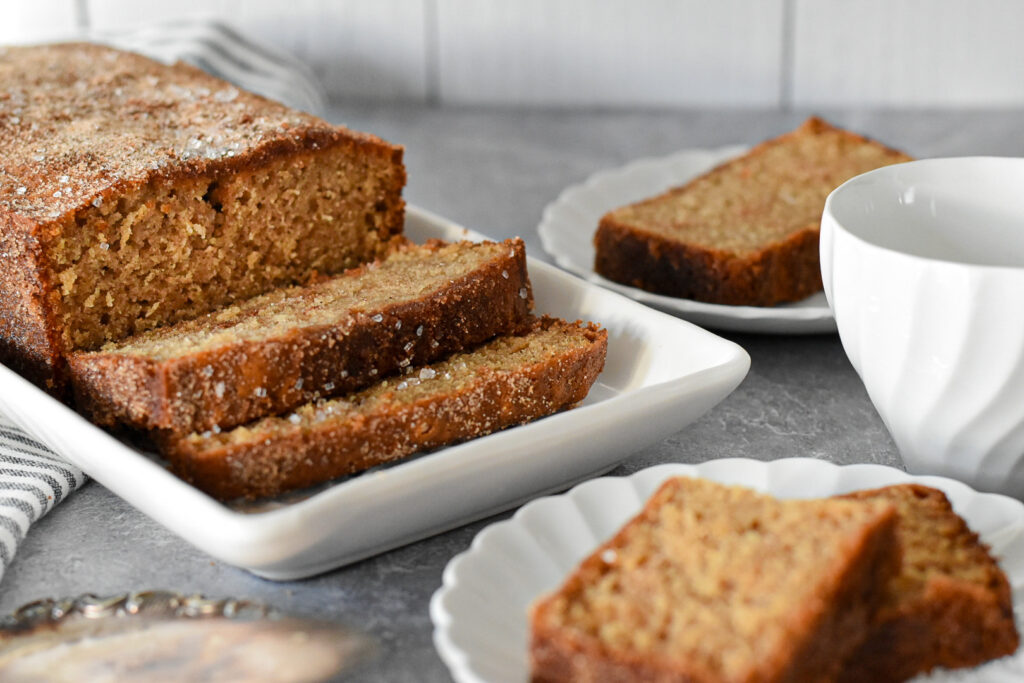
left=4, top=0, right=1024, bottom=107
left=0, top=0, right=81, bottom=44
left=434, top=0, right=783, bottom=107
left=792, top=0, right=1024, bottom=107
left=87, top=0, right=429, bottom=100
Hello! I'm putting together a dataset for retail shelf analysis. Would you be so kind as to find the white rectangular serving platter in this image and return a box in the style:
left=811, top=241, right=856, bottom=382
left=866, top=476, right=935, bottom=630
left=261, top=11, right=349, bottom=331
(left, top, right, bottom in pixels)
left=0, top=206, right=749, bottom=580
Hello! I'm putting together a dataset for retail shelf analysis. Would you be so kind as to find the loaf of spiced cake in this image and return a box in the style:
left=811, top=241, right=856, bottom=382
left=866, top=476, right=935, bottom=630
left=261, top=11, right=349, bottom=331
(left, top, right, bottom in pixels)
left=0, top=43, right=405, bottom=392
left=594, top=117, right=911, bottom=306
left=530, top=477, right=900, bottom=683
left=159, top=317, right=607, bottom=500
left=838, top=484, right=1019, bottom=682
left=69, top=239, right=533, bottom=436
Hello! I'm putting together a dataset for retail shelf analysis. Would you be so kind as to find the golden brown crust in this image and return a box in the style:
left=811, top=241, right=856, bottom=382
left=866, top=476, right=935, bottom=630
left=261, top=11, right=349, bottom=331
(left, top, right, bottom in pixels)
left=593, top=116, right=911, bottom=306
left=159, top=317, right=607, bottom=500
left=837, top=485, right=1019, bottom=681
left=594, top=218, right=822, bottom=305
left=530, top=478, right=900, bottom=683
left=0, top=43, right=405, bottom=393
left=67, top=239, right=533, bottom=436
left=0, top=210, right=65, bottom=390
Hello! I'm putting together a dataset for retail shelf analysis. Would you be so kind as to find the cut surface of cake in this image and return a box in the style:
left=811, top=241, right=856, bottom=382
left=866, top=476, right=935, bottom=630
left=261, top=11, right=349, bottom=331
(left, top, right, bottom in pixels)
left=160, top=316, right=607, bottom=500
left=0, top=43, right=405, bottom=390
left=837, top=484, right=1019, bottom=682
left=594, top=117, right=911, bottom=306
left=69, top=239, right=532, bottom=436
left=530, top=476, right=900, bottom=683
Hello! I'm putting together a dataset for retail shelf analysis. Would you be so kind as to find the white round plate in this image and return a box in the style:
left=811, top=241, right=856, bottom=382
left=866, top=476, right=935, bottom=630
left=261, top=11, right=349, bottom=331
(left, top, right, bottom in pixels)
left=431, top=458, right=1024, bottom=683
left=538, top=147, right=837, bottom=334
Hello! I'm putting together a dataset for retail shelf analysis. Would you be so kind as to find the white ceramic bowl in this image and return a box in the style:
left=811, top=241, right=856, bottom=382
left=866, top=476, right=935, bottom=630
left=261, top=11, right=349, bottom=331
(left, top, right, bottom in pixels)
left=821, top=157, right=1024, bottom=498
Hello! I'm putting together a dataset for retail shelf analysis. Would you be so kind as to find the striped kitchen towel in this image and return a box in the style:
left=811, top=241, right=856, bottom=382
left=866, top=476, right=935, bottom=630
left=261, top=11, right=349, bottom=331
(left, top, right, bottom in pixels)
left=9, top=18, right=326, bottom=115
left=0, top=20, right=326, bottom=584
left=96, top=20, right=326, bottom=115
left=0, top=416, right=85, bottom=584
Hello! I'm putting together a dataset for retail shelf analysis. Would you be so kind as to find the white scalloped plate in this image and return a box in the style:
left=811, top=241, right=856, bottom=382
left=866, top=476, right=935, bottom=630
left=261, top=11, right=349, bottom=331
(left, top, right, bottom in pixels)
left=538, top=147, right=837, bottom=334
left=431, top=458, right=1024, bottom=683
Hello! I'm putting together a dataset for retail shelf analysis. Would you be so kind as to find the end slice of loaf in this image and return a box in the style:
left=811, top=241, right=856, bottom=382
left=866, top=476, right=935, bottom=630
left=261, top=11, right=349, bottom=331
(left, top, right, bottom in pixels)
left=68, top=239, right=533, bottom=436
left=837, top=484, right=1019, bottom=682
left=158, top=316, right=607, bottom=500
left=594, top=117, right=911, bottom=305
left=530, top=477, right=900, bottom=683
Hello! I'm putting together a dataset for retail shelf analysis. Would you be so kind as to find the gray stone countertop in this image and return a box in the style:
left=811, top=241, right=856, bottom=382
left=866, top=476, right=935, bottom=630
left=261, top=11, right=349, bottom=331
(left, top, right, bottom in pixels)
left=3, top=107, right=1023, bottom=681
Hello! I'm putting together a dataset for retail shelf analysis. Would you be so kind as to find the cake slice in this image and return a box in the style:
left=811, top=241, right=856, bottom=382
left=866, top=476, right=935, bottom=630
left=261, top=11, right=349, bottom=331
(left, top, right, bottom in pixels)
left=837, top=484, right=1019, bottom=681
left=0, top=43, right=405, bottom=392
left=158, top=316, right=607, bottom=500
left=530, top=477, right=900, bottom=683
left=68, top=239, right=533, bottom=436
left=594, top=117, right=911, bottom=305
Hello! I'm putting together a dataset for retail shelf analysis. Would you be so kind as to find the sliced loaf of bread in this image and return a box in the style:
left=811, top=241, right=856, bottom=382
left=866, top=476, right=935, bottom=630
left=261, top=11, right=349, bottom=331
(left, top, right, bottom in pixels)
left=158, top=316, right=607, bottom=500
left=530, top=477, right=900, bottom=683
left=0, top=44, right=405, bottom=393
left=594, top=117, right=911, bottom=306
left=69, top=239, right=532, bottom=436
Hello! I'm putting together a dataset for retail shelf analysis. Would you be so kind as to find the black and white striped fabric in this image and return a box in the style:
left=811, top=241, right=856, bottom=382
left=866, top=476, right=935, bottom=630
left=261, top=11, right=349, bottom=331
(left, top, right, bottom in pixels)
left=0, top=20, right=326, bottom=583
left=96, top=20, right=326, bottom=115
left=0, top=416, right=85, bottom=584
left=16, top=18, right=327, bottom=115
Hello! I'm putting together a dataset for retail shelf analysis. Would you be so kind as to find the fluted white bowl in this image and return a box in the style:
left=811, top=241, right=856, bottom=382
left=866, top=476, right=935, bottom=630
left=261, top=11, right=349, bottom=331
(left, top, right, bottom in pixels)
left=822, top=157, right=1024, bottom=497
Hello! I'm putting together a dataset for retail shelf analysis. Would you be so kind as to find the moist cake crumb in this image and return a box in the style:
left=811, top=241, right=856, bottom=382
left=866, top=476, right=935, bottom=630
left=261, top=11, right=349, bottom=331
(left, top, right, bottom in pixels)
left=837, top=485, right=1019, bottom=681
left=530, top=477, right=900, bottom=683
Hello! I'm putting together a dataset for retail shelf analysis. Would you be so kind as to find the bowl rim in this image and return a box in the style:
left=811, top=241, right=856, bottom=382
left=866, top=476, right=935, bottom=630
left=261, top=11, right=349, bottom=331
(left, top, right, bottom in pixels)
left=823, top=155, right=1024, bottom=273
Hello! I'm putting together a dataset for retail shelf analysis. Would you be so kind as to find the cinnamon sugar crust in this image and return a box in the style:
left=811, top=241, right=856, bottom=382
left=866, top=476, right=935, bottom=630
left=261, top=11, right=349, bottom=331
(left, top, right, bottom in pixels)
left=0, top=43, right=388, bottom=221
left=159, top=317, right=607, bottom=501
